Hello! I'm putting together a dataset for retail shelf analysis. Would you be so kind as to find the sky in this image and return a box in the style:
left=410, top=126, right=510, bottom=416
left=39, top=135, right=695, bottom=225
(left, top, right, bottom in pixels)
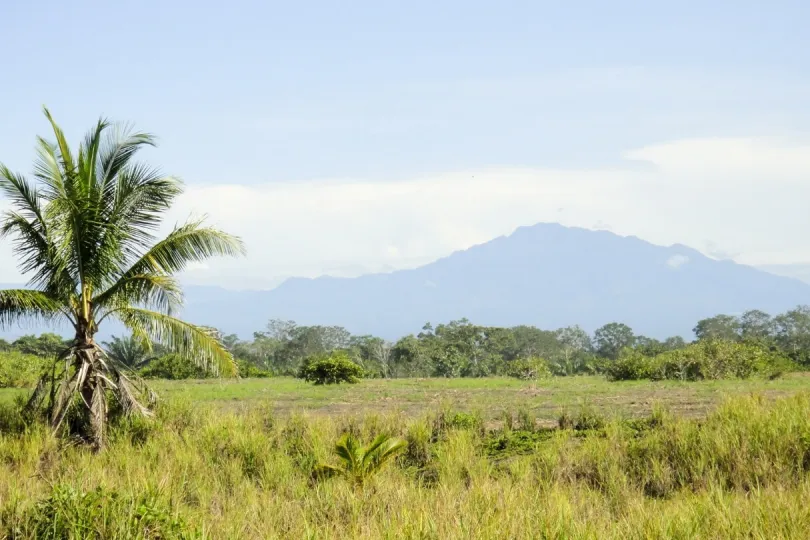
left=1, top=1, right=809, bottom=289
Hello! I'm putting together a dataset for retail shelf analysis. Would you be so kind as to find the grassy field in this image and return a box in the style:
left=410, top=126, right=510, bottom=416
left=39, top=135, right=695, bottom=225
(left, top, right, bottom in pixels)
left=93, top=373, right=810, bottom=421
left=1, top=375, right=809, bottom=538
left=5, top=374, right=809, bottom=421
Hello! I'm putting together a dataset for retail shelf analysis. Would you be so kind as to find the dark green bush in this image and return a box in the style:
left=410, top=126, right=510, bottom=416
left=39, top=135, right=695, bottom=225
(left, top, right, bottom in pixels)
left=297, top=351, right=365, bottom=385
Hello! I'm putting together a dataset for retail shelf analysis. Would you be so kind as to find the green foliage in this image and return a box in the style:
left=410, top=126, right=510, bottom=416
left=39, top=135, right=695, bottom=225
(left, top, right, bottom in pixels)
left=506, top=357, right=552, bottom=380
left=11, top=333, right=68, bottom=358
left=313, top=433, right=408, bottom=486
left=9, top=485, right=196, bottom=539
left=0, top=108, right=244, bottom=447
left=0, top=383, right=809, bottom=537
left=102, top=334, right=156, bottom=368
left=607, top=340, right=792, bottom=381
left=298, top=351, right=365, bottom=385
left=0, top=351, right=50, bottom=388
left=140, top=354, right=210, bottom=380
left=237, top=359, right=272, bottom=378
left=593, top=322, right=636, bottom=360
left=693, top=314, right=742, bottom=341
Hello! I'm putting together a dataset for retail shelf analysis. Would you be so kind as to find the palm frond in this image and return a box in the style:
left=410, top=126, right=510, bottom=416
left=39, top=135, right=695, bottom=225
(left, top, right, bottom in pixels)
left=42, top=107, right=76, bottom=181
left=33, top=136, right=67, bottom=201
left=97, top=123, right=156, bottom=198
left=124, top=218, right=245, bottom=276
left=0, top=165, right=47, bottom=228
left=115, top=307, right=237, bottom=376
left=363, top=435, right=407, bottom=474
left=93, top=166, right=183, bottom=276
left=335, top=435, right=360, bottom=472
left=0, top=289, right=66, bottom=328
left=78, top=117, right=109, bottom=197
left=94, top=273, right=182, bottom=314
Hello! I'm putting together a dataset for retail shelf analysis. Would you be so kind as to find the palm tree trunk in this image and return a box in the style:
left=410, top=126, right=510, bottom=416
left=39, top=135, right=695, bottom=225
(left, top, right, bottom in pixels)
left=74, top=322, right=107, bottom=450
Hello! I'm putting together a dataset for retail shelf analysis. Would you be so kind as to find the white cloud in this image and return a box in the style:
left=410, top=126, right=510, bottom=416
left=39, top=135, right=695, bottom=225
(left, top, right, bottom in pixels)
left=1, top=136, right=809, bottom=288
left=666, top=255, right=690, bottom=269
left=160, top=135, right=810, bottom=285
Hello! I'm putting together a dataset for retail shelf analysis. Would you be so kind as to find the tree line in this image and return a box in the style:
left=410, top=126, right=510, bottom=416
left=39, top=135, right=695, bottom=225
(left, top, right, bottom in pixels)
left=6, top=305, right=809, bottom=380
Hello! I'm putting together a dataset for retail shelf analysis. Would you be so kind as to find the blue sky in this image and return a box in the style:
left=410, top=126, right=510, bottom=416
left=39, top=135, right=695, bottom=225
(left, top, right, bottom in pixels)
left=2, top=1, right=810, bottom=287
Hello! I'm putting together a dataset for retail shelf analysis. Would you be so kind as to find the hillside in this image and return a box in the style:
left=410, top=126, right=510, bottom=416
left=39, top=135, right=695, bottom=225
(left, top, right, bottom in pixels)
left=177, top=223, right=810, bottom=340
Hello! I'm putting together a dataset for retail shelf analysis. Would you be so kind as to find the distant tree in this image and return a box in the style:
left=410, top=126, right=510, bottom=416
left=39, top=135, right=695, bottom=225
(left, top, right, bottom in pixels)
left=693, top=315, right=741, bottom=341
left=433, top=319, right=499, bottom=377
left=271, top=324, right=352, bottom=374
left=663, top=336, right=687, bottom=350
left=634, top=336, right=667, bottom=356
left=740, top=310, right=774, bottom=340
left=506, top=325, right=563, bottom=361
left=552, top=325, right=592, bottom=374
left=12, top=333, right=69, bottom=358
left=348, top=335, right=394, bottom=377
left=593, top=323, right=635, bottom=360
left=389, top=335, right=432, bottom=377
left=773, top=305, right=810, bottom=366
left=432, top=346, right=468, bottom=378
left=265, top=319, right=297, bottom=341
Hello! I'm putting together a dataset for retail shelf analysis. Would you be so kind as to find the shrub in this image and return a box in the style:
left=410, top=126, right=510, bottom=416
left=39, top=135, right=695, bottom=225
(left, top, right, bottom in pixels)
left=606, top=340, right=792, bottom=381
left=237, top=359, right=272, bottom=378
left=140, top=354, right=210, bottom=380
left=298, top=351, right=365, bottom=385
left=312, top=433, right=407, bottom=486
left=0, top=351, right=51, bottom=388
left=604, top=348, right=656, bottom=381
left=506, top=357, right=552, bottom=380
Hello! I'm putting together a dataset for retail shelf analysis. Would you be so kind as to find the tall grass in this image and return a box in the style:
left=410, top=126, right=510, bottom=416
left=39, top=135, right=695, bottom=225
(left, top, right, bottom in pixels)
left=0, top=393, right=808, bottom=538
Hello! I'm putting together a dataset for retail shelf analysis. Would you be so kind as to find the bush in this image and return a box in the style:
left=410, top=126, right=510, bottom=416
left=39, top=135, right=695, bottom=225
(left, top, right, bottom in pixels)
left=506, top=357, right=552, bottom=380
left=604, top=348, right=656, bottom=381
left=298, top=351, right=365, bottom=385
left=606, top=340, right=793, bottom=381
left=139, top=354, right=210, bottom=380
left=237, top=359, right=272, bottom=378
left=0, top=351, right=50, bottom=388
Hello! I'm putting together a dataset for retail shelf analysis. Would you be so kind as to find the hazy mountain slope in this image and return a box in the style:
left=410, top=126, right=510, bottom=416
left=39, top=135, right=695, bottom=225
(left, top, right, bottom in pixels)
left=179, top=223, right=810, bottom=339
left=3, top=223, right=809, bottom=341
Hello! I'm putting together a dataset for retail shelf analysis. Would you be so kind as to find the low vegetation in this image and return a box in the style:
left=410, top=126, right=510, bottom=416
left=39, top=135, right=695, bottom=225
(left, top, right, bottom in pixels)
left=606, top=339, right=793, bottom=381
left=298, top=351, right=366, bottom=385
left=0, top=391, right=808, bottom=538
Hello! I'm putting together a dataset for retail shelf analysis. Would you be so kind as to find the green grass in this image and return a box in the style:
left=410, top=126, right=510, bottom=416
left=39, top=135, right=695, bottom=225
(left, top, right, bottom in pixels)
left=140, top=373, right=810, bottom=424
left=1, top=376, right=809, bottom=538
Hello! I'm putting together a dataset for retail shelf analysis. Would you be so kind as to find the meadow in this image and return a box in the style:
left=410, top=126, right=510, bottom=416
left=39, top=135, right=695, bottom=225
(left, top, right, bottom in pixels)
left=1, top=376, right=810, bottom=538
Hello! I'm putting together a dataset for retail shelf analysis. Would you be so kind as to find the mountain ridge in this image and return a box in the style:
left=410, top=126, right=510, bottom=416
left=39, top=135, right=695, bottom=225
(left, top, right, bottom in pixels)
left=178, top=222, right=810, bottom=340
left=1, top=222, right=809, bottom=341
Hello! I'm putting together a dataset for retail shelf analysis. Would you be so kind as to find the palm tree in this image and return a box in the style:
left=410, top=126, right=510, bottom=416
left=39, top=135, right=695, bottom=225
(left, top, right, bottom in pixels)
left=313, top=433, right=407, bottom=486
left=102, top=334, right=158, bottom=369
left=0, top=108, right=245, bottom=448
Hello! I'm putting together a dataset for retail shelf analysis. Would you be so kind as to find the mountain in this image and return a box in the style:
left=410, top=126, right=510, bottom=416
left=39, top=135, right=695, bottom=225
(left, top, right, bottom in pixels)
left=756, top=264, right=810, bottom=286
left=4, top=223, right=810, bottom=341
left=177, top=223, right=810, bottom=340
